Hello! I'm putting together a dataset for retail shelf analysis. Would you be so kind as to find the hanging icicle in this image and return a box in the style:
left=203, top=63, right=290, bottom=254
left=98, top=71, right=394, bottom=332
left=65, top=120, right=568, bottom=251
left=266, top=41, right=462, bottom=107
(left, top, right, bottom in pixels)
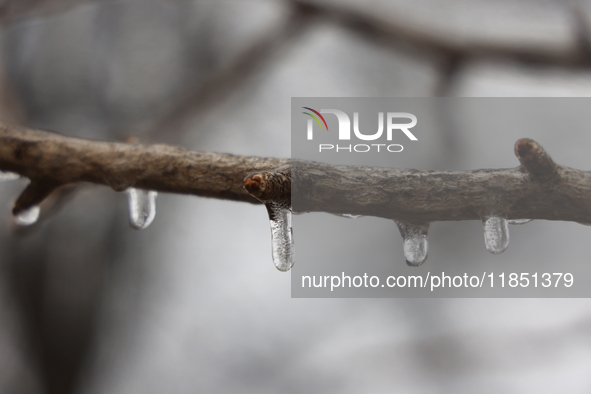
left=482, top=216, right=509, bottom=254
left=266, top=201, right=294, bottom=271
left=395, top=220, right=429, bottom=266
left=14, top=205, right=40, bottom=226
left=0, top=171, right=19, bottom=182
left=244, top=166, right=293, bottom=271
left=126, top=188, right=158, bottom=230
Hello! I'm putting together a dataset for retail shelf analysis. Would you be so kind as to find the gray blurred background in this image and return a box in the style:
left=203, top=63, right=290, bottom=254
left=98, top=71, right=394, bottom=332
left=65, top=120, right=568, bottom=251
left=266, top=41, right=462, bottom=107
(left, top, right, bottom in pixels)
left=1, top=0, right=591, bottom=393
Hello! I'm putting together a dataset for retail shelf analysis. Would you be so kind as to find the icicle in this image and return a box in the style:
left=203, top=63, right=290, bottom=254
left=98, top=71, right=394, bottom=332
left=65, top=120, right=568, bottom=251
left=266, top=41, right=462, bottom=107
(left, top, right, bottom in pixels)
left=0, top=170, right=19, bottom=181
left=482, top=216, right=509, bottom=254
left=508, top=219, right=532, bottom=225
left=265, top=201, right=294, bottom=272
left=243, top=168, right=293, bottom=271
left=14, top=205, right=40, bottom=226
left=395, top=220, right=429, bottom=267
left=126, top=188, right=157, bottom=230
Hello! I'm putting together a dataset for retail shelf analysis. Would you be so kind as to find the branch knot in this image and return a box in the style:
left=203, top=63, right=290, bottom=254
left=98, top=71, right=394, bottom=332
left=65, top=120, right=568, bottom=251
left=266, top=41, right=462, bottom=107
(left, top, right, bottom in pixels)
left=514, top=138, right=561, bottom=184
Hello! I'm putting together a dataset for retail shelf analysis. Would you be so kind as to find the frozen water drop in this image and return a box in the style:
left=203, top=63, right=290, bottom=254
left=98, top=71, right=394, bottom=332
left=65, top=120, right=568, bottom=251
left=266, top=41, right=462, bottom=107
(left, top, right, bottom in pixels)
left=395, top=220, right=429, bottom=267
left=330, top=213, right=361, bottom=219
left=508, top=219, right=532, bottom=225
left=14, top=205, right=40, bottom=226
left=341, top=213, right=361, bottom=219
left=126, top=188, right=157, bottom=230
left=483, top=216, right=509, bottom=254
left=0, top=170, right=19, bottom=181
left=265, top=201, right=294, bottom=272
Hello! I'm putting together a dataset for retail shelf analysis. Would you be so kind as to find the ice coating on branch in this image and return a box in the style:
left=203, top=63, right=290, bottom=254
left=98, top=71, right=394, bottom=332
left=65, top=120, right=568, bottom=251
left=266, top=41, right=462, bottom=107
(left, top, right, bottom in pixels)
left=483, top=216, right=509, bottom=254
left=395, top=220, right=429, bottom=267
left=0, top=171, right=19, bottom=181
left=126, top=188, right=157, bottom=230
left=14, top=205, right=40, bottom=226
left=508, top=219, right=532, bottom=225
left=340, top=213, right=361, bottom=219
left=265, top=201, right=294, bottom=272
left=331, top=213, right=361, bottom=219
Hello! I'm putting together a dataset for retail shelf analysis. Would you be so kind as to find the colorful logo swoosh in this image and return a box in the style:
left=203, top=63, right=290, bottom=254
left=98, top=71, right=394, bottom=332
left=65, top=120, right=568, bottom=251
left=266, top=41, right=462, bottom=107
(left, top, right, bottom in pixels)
left=302, top=107, right=329, bottom=131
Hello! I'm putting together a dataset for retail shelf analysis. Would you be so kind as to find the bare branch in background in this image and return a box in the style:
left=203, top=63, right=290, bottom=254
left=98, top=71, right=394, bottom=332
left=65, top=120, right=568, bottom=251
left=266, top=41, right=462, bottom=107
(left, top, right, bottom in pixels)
left=144, top=2, right=313, bottom=142
left=0, top=0, right=87, bottom=24
left=1, top=124, right=590, bottom=227
left=292, top=0, right=591, bottom=67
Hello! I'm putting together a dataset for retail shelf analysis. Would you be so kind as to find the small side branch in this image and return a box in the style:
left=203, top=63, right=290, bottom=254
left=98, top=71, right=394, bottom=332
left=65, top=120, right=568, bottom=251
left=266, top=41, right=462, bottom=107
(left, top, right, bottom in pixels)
left=12, top=179, right=60, bottom=215
left=1, top=124, right=591, bottom=226
left=514, top=138, right=561, bottom=183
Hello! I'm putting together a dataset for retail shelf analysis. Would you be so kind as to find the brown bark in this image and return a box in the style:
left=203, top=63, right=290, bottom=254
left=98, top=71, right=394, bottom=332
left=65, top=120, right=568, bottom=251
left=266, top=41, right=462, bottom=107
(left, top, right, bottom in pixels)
left=1, top=124, right=590, bottom=226
left=0, top=124, right=289, bottom=214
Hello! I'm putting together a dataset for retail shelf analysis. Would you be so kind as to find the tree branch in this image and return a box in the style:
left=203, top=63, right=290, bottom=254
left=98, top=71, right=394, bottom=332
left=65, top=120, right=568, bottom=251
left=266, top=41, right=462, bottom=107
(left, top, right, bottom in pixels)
left=1, top=123, right=590, bottom=226
left=0, top=124, right=288, bottom=212
left=292, top=0, right=591, bottom=67
left=0, top=0, right=87, bottom=24
left=292, top=147, right=591, bottom=224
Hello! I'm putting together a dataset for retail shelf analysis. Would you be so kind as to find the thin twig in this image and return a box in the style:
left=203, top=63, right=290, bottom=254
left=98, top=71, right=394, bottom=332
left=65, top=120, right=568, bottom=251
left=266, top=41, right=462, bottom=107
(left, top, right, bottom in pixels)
left=143, top=2, right=313, bottom=142
left=0, top=0, right=88, bottom=24
left=292, top=0, right=591, bottom=67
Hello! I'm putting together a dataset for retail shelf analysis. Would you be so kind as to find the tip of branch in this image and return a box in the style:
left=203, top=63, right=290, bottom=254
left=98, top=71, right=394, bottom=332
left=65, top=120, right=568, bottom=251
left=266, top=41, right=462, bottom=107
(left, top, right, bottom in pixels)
left=12, top=180, right=59, bottom=216
left=514, top=138, right=560, bottom=183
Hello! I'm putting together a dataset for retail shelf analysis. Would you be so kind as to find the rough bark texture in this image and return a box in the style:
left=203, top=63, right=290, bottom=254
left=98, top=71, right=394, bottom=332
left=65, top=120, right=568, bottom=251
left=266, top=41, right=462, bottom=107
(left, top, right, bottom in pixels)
left=293, top=161, right=591, bottom=224
left=294, top=138, right=591, bottom=224
left=0, top=124, right=289, bottom=213
left=1, top=124, right=590, bottom=226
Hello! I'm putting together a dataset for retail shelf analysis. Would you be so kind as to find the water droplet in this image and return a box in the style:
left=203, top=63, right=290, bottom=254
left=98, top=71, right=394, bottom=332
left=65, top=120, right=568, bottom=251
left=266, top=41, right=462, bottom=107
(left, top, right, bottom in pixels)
left=0, top=170, right=19, bottom=182
left=395, top=221, right=429, bottom=267
left=508, top=219, right=532, bottom=225
left=341, top=213, right=361, bottom=219
left=126, top=188, right=157, bottom=230
left=265, top=201, right=294, bottom=272
left=14, top=206, right=40, bottom=226
left=483, top=216, right=509, bottom=254
left=330, top=213, right=361, bottom=219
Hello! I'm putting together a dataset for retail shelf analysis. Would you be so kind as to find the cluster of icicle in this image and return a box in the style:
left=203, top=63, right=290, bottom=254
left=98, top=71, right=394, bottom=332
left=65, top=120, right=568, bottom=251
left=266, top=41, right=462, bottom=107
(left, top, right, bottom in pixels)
left=259, top=207, right=532, bottom=272
left=2, top=170, right=533, bottom=272
left=2, top=171, right=158, bottom=230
